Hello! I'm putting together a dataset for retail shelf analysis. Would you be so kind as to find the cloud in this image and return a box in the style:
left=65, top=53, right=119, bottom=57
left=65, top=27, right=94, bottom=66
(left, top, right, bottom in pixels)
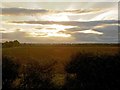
left=0, top=27, right=17, bottom=33
left=1, top=7, right=101, bottom=16
left=91, top=8, right=118, bottom=21
left=1, top=2, right=118, bottom=43
left=1, top=7, right=117, bottom=22
left=8, top=20, right=118, bottom=26
left=1, top=24, right=75, bottom=38
left=62, top=9, right=101, bottom=14
left=77, top=29, right=103, bottom=35
left=2, top=30, right=74, bottom=43
left=2, top=30, right=28, bottom=41
left=1, top=20, right=119, bottom=43
left=94, top=24, right=118, bottom=37
left=1, top=8, right=48, bottom=15
left=71, top=23, right=118, bottom=43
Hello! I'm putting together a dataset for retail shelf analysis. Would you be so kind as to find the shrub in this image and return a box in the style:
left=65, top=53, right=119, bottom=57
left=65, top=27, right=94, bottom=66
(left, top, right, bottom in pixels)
left=64, top=52, right=120, bottom=90
left=2, top=56, right=20, bottom=89
left=18, top=61, right=55, bottom=90
left=2, top=56, right=57, bottom=90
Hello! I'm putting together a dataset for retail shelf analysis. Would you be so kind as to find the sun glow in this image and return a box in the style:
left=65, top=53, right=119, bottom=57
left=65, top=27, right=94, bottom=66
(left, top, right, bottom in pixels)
left=42, top=14, right=70, bottom=21
left=28, top=29, right=71, bottom=38
left=27, top=24, right=76, bottom=38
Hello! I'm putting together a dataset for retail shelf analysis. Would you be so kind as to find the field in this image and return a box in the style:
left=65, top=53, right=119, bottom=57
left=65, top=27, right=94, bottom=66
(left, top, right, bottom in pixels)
left=2, top=44, right=120, bottom=89
left=3, top=44, right=119, bottom=72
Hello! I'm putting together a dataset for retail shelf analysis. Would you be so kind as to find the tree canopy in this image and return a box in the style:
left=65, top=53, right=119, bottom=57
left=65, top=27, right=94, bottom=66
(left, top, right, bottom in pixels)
left=2, top=40, right=20, bottom=48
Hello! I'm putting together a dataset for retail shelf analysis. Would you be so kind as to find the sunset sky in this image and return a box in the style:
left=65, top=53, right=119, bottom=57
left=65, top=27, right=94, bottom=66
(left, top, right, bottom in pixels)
left=0, top=2, right=119, bottom=43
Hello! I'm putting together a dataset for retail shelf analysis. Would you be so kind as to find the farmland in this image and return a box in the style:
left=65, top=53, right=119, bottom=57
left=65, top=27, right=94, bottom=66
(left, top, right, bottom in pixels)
left=3, top=44, right=120, bottom=73
left=2, top=44, right=120, bottom=90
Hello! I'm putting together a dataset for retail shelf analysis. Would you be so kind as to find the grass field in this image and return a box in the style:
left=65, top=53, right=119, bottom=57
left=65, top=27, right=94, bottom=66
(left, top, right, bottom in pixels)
left=3, top=44, right=120, bottom=73
left=2, top=44, right=120, bottom=89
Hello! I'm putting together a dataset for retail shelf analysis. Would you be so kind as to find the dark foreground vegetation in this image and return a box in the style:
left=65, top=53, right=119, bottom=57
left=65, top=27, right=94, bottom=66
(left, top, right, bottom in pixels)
left=2, top=51, right=120, bottom=90
left=64, top=52, right=120, bottom=90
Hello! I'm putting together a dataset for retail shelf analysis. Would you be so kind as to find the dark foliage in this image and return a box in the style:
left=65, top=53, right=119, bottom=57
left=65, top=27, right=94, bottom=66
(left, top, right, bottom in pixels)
left=2, top=40, right=20, bottom=48
left=64, top=52, right=120, bottom=90
left=18, top=61, right=55, bottom=90
left=2, top=56, right=20, bottom=89
left=2, top=56, right=57, bottom=90
left=2, top=52, right=120, bottom=90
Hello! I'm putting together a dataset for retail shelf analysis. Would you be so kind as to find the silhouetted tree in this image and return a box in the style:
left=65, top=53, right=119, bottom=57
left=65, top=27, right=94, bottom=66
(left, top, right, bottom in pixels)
left=64, top=52, right=120, bottom=90
left=13, top=40, right=20, bottom=47
left=2, top=40, right=20, bottom=48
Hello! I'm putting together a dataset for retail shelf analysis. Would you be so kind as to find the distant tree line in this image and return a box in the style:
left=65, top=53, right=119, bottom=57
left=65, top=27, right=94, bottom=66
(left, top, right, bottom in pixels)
left=2, top=40, right=20, bottom=48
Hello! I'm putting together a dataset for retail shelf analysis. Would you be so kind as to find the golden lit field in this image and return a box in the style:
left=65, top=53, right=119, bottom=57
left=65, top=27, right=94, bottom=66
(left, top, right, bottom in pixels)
left=2, top=44, right=120, bottom=73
